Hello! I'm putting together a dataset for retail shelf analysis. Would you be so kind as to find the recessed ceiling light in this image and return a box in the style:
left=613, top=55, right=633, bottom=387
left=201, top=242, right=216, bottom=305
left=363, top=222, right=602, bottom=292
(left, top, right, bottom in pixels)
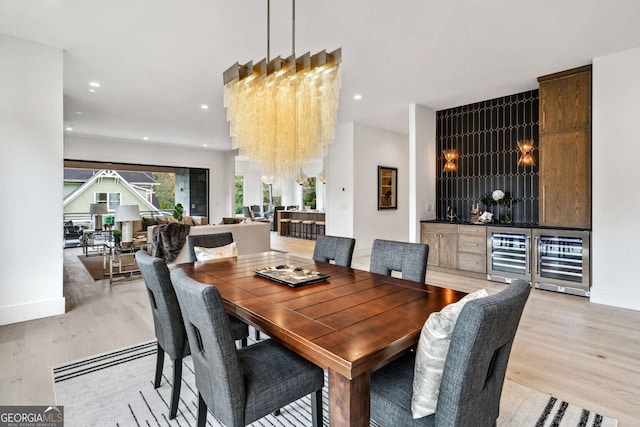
left=143, top=136, right=149, bottom=141
left=65, top=126, right=74, bottom=131
left=89, top=82, right=101, bottom=88
left=89, top=89, right=95, bottom=93
left=203, top=144, right=208, bottom=147
left=201, top=104, right=209, bottom=110
left=353, top=94, right=363, bottom=101
left=76, top=111, right=82, bottom=115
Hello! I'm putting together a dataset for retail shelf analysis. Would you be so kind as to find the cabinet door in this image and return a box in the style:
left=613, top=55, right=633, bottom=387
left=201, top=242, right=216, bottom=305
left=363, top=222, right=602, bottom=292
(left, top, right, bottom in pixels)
left=421, top=230, right=440, bottom=266
left=539, top=70, right=591, bottom=133
left=539, top=130, right=591, bottom=227
left=438, top=232, right=458, bottom=269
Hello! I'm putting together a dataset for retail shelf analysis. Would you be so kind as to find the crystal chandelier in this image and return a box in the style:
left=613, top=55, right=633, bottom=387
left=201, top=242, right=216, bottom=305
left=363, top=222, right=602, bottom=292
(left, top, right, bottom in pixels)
left=223, top=0, right=341, bottom=180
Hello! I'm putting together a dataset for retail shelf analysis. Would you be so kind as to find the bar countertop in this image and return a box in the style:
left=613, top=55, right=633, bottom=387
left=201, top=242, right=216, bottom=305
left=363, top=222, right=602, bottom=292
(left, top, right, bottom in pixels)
left=419, top=219, right=591, bottom=232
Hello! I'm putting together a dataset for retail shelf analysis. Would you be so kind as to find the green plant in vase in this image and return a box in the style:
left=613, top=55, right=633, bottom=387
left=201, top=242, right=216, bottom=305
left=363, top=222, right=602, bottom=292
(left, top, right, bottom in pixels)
left=173, top=203, right=184, bottom=222
left=112, top=229, right=122, bottom=246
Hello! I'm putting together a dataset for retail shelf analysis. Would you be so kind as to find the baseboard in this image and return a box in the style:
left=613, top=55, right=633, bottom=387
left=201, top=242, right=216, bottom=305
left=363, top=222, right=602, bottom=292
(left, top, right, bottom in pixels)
left=590, top=287, right=640, bottom=312
left=0, top=297, right=66, bottom=326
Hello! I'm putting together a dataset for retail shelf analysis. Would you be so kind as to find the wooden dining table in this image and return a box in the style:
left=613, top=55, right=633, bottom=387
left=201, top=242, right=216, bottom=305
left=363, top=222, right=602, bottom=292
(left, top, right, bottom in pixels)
left=176, top=251, right=466, bottom=427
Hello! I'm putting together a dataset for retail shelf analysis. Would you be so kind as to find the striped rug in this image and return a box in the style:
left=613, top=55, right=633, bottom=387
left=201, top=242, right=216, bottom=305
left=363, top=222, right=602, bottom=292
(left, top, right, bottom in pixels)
left=53, top=337, right=617, bottom=426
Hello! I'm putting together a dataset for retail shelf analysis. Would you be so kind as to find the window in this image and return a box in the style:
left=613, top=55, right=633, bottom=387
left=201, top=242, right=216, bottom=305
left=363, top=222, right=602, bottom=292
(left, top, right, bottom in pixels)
left=95, top=192, right=121, bottom=211
left=302, top=177, right=316, bottom=209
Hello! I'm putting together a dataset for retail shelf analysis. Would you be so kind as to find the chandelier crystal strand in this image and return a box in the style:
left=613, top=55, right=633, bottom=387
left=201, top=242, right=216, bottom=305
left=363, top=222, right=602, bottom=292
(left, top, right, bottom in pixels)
left=223, top=0, right=341, bottom=180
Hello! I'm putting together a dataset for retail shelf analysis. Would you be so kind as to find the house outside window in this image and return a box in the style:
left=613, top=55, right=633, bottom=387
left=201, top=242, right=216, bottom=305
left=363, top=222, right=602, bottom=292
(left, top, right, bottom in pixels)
left=95, top=192, right=121, bottom=211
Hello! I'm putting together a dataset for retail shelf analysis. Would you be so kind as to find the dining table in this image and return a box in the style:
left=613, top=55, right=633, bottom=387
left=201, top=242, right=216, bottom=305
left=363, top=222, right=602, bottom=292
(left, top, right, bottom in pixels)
left=175, top=251, right=467, bottom=427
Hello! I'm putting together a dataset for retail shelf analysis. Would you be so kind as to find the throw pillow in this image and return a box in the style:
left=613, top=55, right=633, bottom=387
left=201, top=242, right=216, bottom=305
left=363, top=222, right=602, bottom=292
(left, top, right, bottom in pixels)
left=182, top=216, right=194, bottom=226
left=194, top=242, right=238, bottom=261
left=411, top=288, right=489, bottom=419
left=156, top=216, right=169, bottom=225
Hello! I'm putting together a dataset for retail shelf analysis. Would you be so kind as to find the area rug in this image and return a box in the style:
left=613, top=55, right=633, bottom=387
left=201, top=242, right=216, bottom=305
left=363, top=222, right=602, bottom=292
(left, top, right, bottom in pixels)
left=53, top=338, right=617, bottom=427
left=77, top=254, right=108, bottom=281
left=77, top=254, right=140, bottom=282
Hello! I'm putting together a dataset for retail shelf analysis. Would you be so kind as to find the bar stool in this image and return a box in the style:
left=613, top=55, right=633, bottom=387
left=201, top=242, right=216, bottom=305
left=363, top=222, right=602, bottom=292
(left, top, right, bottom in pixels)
left=289, top=219, right=303, bottom=238
left=279, top=218, right=291, bottom=237
left=315, top=220, right=326, bottom=236
left=302, top=220, right=316, bottom=239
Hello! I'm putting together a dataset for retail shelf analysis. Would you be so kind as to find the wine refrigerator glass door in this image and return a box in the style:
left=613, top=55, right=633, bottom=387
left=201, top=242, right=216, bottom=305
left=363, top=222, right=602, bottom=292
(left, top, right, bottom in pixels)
left=533, top=229, right=590, bottom=297
left=486, top=227, right=532, bottom=284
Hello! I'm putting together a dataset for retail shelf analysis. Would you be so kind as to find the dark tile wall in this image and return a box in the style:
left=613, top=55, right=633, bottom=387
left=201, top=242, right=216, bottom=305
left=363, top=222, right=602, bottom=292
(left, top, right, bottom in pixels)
left=436, top=90, right=539, bottom=223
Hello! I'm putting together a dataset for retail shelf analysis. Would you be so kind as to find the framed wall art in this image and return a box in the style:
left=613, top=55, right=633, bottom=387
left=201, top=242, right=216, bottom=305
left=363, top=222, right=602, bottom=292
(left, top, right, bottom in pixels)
left=378, top=166, right=397, bottom=210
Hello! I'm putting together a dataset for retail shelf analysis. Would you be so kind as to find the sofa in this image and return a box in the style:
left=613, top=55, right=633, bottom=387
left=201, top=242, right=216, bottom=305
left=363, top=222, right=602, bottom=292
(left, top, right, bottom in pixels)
left=147, top=221, right=271, bottom=264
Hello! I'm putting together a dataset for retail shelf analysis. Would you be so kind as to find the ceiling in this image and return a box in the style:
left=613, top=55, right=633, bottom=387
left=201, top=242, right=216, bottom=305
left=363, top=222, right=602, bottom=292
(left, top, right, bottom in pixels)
left=2, top=0, right=640, bottom=151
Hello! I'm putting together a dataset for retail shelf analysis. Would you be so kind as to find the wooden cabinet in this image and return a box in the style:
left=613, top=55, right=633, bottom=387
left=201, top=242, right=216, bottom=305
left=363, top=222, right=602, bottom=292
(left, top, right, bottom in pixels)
left=539, top=130, right=591, bottom=226
left=539, top=69, right=591, bottom=133
left=421, top=223, right=457, bottom=269
left=538, top=65, right=591, bottom=228
left=457, top=225, right=486, bottom=273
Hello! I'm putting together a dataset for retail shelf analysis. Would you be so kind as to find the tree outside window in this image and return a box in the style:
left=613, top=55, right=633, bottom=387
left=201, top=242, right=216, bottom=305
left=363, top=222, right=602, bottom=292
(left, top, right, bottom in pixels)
left=235, top=176, right=244, bottom=214
left=302, top=177, right=316, bottom=209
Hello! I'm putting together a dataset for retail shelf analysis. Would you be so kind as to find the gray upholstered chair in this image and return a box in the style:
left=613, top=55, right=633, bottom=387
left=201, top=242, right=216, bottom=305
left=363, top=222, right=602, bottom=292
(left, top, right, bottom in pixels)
left=369, top=239, right=429, bottom=283
left=186, top=232, right=234, bottom=262
left=312, top=234, right=356, bottom=267
left=135, top=250, right=249, bottom=419
left=170, top=268, right=325, bottom=427
left=370, top=280, right=531, bottom=427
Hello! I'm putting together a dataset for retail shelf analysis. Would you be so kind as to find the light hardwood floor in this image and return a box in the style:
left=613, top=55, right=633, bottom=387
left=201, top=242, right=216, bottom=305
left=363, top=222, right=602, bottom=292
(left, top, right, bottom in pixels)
left=1, top=233, right=639, bottom=425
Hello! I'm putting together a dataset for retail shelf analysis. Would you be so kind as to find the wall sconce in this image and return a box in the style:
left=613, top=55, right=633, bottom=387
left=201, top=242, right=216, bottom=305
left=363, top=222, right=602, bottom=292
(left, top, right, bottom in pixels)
left=443, top=149, right=458, bottom=172
left=517, top=140, right=536, bottom=167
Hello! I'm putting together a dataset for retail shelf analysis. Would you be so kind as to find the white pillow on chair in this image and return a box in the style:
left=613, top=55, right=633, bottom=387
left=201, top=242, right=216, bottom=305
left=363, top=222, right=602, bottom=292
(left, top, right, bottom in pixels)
left=194, top=242, right=238, bottom=261
left=411, top=288, right=488, bottom=418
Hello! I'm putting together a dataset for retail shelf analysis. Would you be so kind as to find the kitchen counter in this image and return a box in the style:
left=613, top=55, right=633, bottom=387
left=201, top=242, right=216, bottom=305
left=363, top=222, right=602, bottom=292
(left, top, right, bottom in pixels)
left=419, top=219, right=591, bottom=232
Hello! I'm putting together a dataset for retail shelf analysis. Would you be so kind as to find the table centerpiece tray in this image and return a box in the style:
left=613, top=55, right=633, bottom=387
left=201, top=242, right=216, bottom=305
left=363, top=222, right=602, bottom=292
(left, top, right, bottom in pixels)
left=253, top=265, right=330, bottom=287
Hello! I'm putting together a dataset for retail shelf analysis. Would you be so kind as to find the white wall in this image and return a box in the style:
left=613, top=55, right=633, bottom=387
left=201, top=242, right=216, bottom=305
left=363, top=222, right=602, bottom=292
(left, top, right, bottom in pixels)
left=326, top=123, right=355, bottom=238
left=0, top=35, right=65, bottom=325
left=591, top=46, right=640, bottom=311
left=409, top=104, right=437, bottom=242
left=65, top=135, right=234, bottom=224
left=353, top=123, right=410, bottom=252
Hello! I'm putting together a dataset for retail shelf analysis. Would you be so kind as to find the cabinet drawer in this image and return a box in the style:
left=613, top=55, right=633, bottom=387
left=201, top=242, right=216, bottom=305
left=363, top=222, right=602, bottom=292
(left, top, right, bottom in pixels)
left=458, top=225, right=486, bottom=237
left=421, top=223, right=457, bottom=234
left=458, top=234, right=486, bottom=254
left=457, top=252, right=486, bottom=273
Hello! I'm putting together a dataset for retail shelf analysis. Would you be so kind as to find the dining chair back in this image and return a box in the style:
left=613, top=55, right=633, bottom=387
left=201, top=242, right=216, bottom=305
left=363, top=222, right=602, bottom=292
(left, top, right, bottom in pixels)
left=170, top=268, right=324, bottom=427
left=312, top=235, right=356, bottom=267
left=186, top=232, right=234, bottom=262
left=135, top=250, right=190, bottom=419
left=370, top=280, right=531, bottom=427
left=369, top=239, right=429, bottom=283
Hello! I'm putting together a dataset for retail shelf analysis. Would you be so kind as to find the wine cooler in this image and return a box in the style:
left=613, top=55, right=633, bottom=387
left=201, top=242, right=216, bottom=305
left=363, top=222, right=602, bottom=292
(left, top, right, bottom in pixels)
left=486, top=227, right=591, bottom=297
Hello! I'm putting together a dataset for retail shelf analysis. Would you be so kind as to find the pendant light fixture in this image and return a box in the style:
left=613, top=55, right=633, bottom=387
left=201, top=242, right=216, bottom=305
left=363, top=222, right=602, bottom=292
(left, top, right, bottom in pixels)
left=223, top=0, right=341, bottom=180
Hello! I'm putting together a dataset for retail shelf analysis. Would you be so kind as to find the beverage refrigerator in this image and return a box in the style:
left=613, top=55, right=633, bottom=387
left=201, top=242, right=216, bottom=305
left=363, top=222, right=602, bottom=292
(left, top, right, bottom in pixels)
left=486, top=226, right=591, bottom=297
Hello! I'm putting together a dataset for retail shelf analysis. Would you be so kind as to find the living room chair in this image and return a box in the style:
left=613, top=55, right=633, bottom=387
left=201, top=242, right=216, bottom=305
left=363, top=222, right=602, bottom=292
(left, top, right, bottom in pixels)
left=186, top=232, right=234, bottom=262
left=370, top=239, right=429, bottom=283
left=170, top=268, right=324, bottom=427
left=370, top=280, right=531, bottom=427
left=135, top=250, right=249, bottom=419
left=313, top=235, right=356, bottom=268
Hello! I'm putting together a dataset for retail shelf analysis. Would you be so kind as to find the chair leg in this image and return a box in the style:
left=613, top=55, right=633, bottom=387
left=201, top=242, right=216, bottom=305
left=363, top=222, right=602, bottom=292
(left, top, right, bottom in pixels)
left=311, top=389, right=323, bottom=427
left=241, top=338, right=248, bottom=348
left=169, top=358, right=183, bottom=419
left=197, top=393, right=207, bottom=427
left=273, top=409, right=281, bottom=416
left=255, top=330, right=261, bottom=340
left=154, top=343, right=164, bottom=388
